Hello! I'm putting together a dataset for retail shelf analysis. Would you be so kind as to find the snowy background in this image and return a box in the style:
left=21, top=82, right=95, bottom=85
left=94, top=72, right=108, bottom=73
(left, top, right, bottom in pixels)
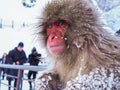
left=0, top=0, right=120, bottom=56
left=96, top=0, right=120, bottom=31
left=0, top=0, right=51, bottom=57
left=0, top=0, right=120, bottom=89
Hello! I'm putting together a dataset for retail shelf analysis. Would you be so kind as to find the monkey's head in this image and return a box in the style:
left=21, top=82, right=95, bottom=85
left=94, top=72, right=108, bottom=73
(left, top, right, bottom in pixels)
left=37, top=0, right=120, bottom=75
left=39, top=0, right=104, bottom=55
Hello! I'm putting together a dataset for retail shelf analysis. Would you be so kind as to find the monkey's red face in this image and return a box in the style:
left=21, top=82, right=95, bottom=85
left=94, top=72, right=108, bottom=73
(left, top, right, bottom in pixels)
left=45, top=20, right=68, bottom=55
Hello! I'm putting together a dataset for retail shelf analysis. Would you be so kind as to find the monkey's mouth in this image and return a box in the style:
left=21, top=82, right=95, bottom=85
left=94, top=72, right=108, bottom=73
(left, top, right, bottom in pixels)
left=50, top=43, right=66, bottom=48
left=49, top=44, right=65, bottom=54
left=50, top=44, right=64, bottom=47
left=50, top=44, right=65, bottom=50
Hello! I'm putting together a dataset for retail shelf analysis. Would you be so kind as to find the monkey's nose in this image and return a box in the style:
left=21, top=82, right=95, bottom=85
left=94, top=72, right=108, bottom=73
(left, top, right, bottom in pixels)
left=51, top=36, right=58, bottom=40
left=51, top=36, right=55, bottom=40
left=48, top=34, right=55, bottom=40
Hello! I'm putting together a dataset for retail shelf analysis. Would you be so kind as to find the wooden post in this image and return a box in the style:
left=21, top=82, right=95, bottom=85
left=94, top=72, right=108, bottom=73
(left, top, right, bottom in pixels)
left=16, top=69, right=23, bottom=90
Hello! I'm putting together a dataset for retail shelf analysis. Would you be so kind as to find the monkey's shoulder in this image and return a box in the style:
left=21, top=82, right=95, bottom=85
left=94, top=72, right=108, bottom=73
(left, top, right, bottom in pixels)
left=64, top=66, right=120, bottom=90
left=35, top=72, right=63, bottom=90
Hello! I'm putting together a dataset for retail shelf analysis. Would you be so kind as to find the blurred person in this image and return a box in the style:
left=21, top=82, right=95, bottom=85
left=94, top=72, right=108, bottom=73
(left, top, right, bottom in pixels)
left=27, top=47, right=41, bottom=90
left=6, top=42, right=27, bottom=90
left=0, top=52, right=7, bottom=80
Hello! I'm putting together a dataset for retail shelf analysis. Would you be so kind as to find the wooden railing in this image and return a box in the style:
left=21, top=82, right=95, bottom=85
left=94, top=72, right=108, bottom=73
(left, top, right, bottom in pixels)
left=0, top=64, right=48, bottom=90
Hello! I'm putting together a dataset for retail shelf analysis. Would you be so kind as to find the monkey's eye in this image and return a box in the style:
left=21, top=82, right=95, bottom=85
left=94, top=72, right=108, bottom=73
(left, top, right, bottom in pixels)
left=45, top=23, right=53, bottom=29
left=55, top=20, right=66, bottom=27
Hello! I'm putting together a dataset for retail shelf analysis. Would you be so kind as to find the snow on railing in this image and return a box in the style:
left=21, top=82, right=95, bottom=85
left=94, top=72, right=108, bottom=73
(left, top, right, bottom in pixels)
left=0, top=64, right=48, bottom=71
left=0, top=63, right=48, bottom=90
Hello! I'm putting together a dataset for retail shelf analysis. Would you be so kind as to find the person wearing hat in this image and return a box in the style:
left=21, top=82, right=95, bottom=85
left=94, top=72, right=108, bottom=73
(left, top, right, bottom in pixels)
left=6, top=42, right=27, bottom=90
left=27, top=47, right=42, bottom=90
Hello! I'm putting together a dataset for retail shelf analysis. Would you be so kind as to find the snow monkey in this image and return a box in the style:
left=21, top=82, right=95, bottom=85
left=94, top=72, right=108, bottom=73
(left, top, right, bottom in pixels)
left=35, top=0, right=120, bottom=89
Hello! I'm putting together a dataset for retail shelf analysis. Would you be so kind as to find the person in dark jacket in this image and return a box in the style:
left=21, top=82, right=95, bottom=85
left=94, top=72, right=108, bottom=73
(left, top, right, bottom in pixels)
left=0, top=52, right=7, bottom=80
left=27, top=47, right=41, bottom=90
left=6, top=42, right=27, bottom=90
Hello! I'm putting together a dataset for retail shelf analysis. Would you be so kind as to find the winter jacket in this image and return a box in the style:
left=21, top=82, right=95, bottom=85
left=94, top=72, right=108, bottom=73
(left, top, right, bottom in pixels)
left=6, top=47, right=27, bottom=76
left=7, top=47, right=27, bottom=65
left=28, top=53, right=41, bottom=66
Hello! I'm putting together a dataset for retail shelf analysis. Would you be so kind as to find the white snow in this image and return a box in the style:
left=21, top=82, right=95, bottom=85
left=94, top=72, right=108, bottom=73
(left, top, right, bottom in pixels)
left=64, top=67, right=120, bottom=90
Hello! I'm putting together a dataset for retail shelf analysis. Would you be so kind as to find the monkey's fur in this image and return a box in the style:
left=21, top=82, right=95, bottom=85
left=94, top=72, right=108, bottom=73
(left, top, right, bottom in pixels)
left=35, top=0, right=120, bottom=89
